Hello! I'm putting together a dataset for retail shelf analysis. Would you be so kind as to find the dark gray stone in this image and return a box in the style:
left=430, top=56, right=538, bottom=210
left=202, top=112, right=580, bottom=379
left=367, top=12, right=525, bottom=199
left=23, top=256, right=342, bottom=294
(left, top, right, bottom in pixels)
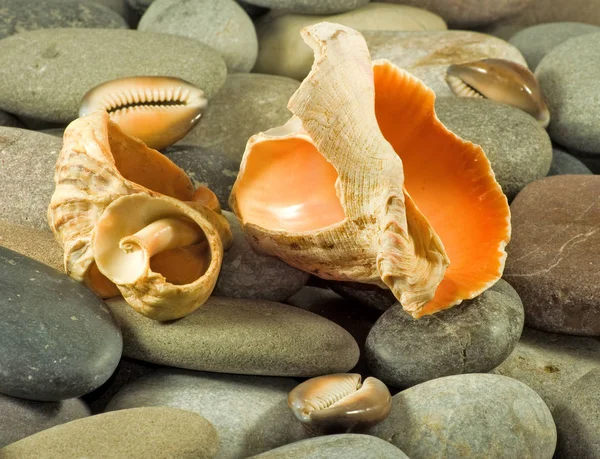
left=327, top=280, right=396, bottom=311
left=366, top=374, right=557, bottom=459
left=548, top=146, right=593, bottom=176
left=240, top=0, right=369, bottom=14
left=0, top=110, right=23, bottom=128
left=365, top=280, right=524, bottom=387
left=0, top=247, right=122, bottom=401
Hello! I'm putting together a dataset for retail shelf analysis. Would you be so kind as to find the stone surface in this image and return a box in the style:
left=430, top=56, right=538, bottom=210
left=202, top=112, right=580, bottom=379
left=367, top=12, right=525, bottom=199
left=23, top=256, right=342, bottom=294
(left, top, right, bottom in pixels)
left=327, top=280, right=396, bottom=311
left=0, top=247, right=122, bottom=401
left=162, top=145, right=239, bottom=210
left=364, top=29, right=527, bottom=98
left=509, top=22, right=600, bottom=70
left=0, top=220, right=64, bottom=272
left=179, top=73, right=299, bottom=163
left=0, top=407, right=219, bottom=458
left=0, top=28, right=226, bottom=123
left=214, top=212, right=309, bottom=301
left=93, top=0, right=133, bottom=23
left=434, top=97, right=552, bottom=200
left=0, top=128, right=63, bottom=230
left=492, top=327, right=600, bottom=412
left=254, top=3, right=447, bottom=80
left=106, top=296, right=359, bottom=376
left=248, top=434, right=409, bottom=458
left=553, top=369, right=600, bottom=459
left=106, top=369, right=308, bottom=458
left=379, top=0, right=533, bottom=27
left=0, top=110, right=24, bottom=128
left=366, top=280, right=524, bottom=388
left=504, top=175, right=600, bottom=335
left=536, top=32, right=600, bottom=154
left=241, top=0, right=369, bottom=14
left=138, top=0, right=257, bottom=72
left=0, top=394, right=89, bottom=448
left=571, top=150, right=600, bottom=174
left=366, top=374, right=557, bottom=459
left=0, top=0, right=128, bottom=40
left=548, top=146, right=593, bottom=176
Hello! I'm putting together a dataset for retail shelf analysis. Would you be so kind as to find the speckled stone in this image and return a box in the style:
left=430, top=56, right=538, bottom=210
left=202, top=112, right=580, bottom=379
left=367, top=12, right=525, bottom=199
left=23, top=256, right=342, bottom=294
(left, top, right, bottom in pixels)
left=548, top=146, right=593, bottom=176
left=553, top=369, right=600, bottom=459
left=106, top=296, right=359, bottom=376
left=366, top=374, right=557, bottom=459
left=0, top=221, right=64, bottom=272
left=0, top=128, right=62, bottom=230
left=0, top=247, right=122, bottom=401
left=504, top=175, right=600, bottom=336
left=214, top=212, right=309, bottom=302
left=0, top=0, right=128, bottom=40
left=364, top=30, right=527, bottom=98
left=0, top=407, right=219, bottom=459
left=492, top=327, right=600, bottom=412
left=254, top=3, right=446, bottom=80
left=327, top=280, right=396, bottom=311
left=0, top=394, right=89, bottom=448
left=178, top=73, right=299, bottom=163
left=509, top=22, right=600, bottom=70
left=106, top=369, right=308, bottom=458
left=536, top=32, right=600, bottom=154
left=138, top=0, right=257, bottom=72
left=365, top=280, right=524, bottom=388
left=240, top=0, right=369, bottom=14
left=434, top=97, right=552, bottom=200
left=248, top=434, right=409, bottom=458
left=0, top=29, right=226, bottom=123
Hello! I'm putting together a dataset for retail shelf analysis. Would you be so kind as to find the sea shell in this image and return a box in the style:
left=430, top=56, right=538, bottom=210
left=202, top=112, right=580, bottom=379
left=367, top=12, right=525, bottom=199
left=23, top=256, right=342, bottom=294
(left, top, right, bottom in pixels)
left=230, top=22, right=511, bottom=318
left=446, top=58, right=550, bottom=128
left=48, top=110, right=232, bottom=321
left=79, top=76, right=207, bottom=150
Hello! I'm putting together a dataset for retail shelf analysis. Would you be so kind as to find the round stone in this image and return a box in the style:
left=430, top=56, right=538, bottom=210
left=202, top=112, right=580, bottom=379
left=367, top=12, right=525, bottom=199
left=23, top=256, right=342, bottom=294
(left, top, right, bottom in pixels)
left=365, top=280, right=524, bottom=388
left=504, top=175, right=600, bottom=336
left=366, top=374, right=557, bottom=459
left=106, top=368, right=308, bottom=458
left=178, top=73, right=299, bottom=163
left=105, top=296, right=359, bottom=377
left=138, top=0, right=258, bottom=72
left=327, top=280, right=396, bottom=312
left=0, top=110, right=23, bottom=128
left=434, top=97, right=552, bottom=200
left=0, top=407, right=219, bottom=458
left=509, top=22, right=600, bottom=70
left=0, top=28, right=227, bottom=123
left=536, top=31, right=600, bottom=154
left=241, top=0, right=369, bottom=14
left=0, top=247, right=122, bottom=401
left=0, top=221, right=64, bottom=272
left=548, top=146, right=593, bottom=176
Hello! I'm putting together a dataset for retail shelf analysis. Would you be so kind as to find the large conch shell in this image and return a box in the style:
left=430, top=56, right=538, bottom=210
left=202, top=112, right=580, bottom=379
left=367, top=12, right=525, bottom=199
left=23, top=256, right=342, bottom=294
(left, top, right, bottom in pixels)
left=48, top=110, right=232, bottom=321
left=230, top=22, right=510, bottom=318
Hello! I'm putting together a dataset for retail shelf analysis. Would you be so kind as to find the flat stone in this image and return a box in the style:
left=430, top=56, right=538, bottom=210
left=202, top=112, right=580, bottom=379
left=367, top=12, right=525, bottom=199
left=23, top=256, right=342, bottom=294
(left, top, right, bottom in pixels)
left=254, top=3, right=447, bottom=80
left=106, top=369, right=308, bottom=458
left=0, top=407, right=219, bottom=458
left=0, top=128, right=62, bottom=230
left=327, top=280, right=396, bottom=311
left=434, top=97, right=552, bottom=200
left=536, top=32, right=600, bottom=154
left=504, top=175, right=600, bottom=335
left=0, top=247, right=122, bottom=401
left=492, top=327, right=600, bottom=412
left=248, top=434, right=409, bottom=458
left=553, top=369, right=600, bottom=459
left=0, top=394, right=89, bottom=448
left=365, top=280, right=524, bottom=388
left=0, top=0, right=128, bottom=40
left=509, top=22, right=600, bottom=70
left=548, top=146, right=593, bottom=176
left=0, top=28, right=226, bottom=123
left=214, top=212, right=309, bottom=302
left=106, top=296, right=359, bottom=376
left=366, top=374, right=557, bottom=459
left=242, top=0, right=369, bottom=14
left=179, top=73, right=299, bottom=163
left=139, top=0, right=257, bottom=72
left=364, top=30, right=527, bottom=97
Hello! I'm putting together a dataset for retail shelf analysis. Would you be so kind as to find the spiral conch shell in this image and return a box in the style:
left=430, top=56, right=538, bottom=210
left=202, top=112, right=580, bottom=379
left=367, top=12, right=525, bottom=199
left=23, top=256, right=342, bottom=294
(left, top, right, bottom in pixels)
left=48, top=110, right=232, bottom=321
left=230, top=22, right=510, bottom=318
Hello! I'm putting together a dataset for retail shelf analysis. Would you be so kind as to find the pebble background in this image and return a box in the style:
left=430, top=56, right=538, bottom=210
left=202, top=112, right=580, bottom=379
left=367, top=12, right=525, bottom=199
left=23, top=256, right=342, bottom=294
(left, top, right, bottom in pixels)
left=0, top=0, right=598, bottom=458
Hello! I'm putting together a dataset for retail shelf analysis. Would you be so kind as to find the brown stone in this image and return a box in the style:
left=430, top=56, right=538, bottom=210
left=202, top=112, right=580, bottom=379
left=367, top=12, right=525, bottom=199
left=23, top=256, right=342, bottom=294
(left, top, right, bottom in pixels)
left=504, top=175, right=600, bottom=336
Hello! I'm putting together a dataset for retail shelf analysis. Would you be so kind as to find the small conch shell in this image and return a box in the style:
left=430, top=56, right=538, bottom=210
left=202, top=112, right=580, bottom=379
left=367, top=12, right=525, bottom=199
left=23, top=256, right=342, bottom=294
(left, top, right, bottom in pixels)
left=446, top=58, right=550, bottom=128
left=79, top=76, right=207, bottom=150
left=230, top=22, right=510, bottom=318
left=48, top=110, right=232, bottom=321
